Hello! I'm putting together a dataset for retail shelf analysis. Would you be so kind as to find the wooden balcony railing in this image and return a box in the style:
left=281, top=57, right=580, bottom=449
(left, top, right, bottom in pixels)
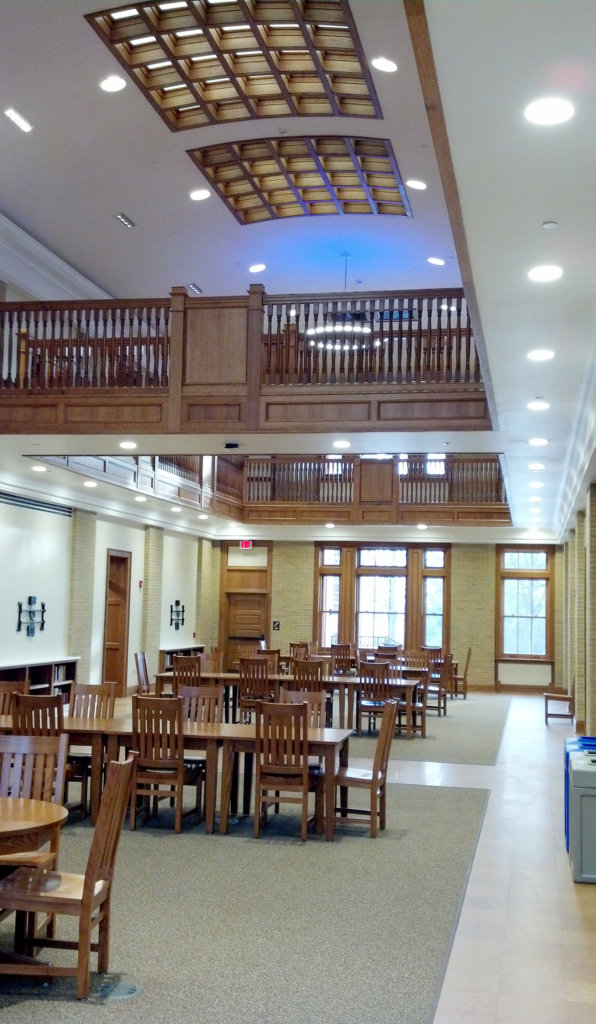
left=262, top=290, right=479, bottom=386
left=1, top=300, right=170, bottom=389
left=245, top=457, right=355, bottom=504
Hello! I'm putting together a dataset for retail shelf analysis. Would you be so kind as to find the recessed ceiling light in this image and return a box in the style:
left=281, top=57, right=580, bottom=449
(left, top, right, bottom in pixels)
left=31, top=465, right=47, bottom=473
left=249, top=263, right=266, bottom=273
left=325, top=522, right=336, bottom=529
left=528, top=462, right=545, bottom=471
left=524, top=97, right=574, bottom=125
left=529, top=437, right=548, bottom=447
left=190, top=188, right=210, bottom=201
left=527, top=398, right=550, bottom=411
left=100, top=75, right=126, bottom=93
left=115, top=212, right=135, bottom=229
left=4, top=107, right=33, bottom=132
left=119, top=440, right=137, bottom=450
left=333, top=440, right=351, bottom=450
left=542, top=220, right=558, bottom=230
left=198, top=513, right=208, bottom=520
left=427, top=257, right=445, bottom=266
left=527, top=348, right=554, bottom=362
left=135, top=495, right=147, bottom=502
left=84, top=480, right=98, bottom=488
left=171, top=505, right=182, bottom=512
left=529, top=481, right=544, bottom=489
left=406, top=179, right=427, bottom=190
left=417, top=523, right=428, bottom=530
left=371, top=56, right=397, bottom=73
left=528, top=264, right=563, bottom=282
left=529, top=496, right=542, bottom=503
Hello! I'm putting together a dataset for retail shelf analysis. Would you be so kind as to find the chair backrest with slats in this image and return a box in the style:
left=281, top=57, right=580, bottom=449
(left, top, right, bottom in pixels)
left=132, top=695, right=184, bottom=768
left=69, top=682, right=116, bottom=719
left=280, top=689, right=326, bottom=728
left=331, top=643, right=352, bottom=675
left=171, top=655, right=203, bottom=695
left=181, top=684, right=224, bottom=724
left=238, top=657, right=272, bottom=703
left=358, top=660, right=391, bottom=703
left=12, top=692, right=64, bottom=736
left=135, top=651, right=151, bottom=694
left=292, top=658, right=325, bottom=689
left=82, top=753, right=135, bottom=901
left=260, top=649, right=280, bottom=673
left=377, top=644, right=402, bottom=656
left=0, top=732, right=68, bottom=803
left=371, top=700, right=399, bottom=781
left=255, top=700, right=310, bottom=781
left=289, top=642, right=309, bottom=662
left=199, top=651, right=224, bottom=675
left=0, top=679, right=30, bottom=715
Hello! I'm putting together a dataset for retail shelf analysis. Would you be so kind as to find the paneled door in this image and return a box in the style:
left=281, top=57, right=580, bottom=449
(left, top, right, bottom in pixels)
left=102, top=549, right=131, bottom=697
left=225, top=592, right=268, bottom=669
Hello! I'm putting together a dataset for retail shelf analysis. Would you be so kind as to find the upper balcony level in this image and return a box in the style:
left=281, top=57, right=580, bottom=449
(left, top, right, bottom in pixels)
left=0, top=285, right=490, bottom=436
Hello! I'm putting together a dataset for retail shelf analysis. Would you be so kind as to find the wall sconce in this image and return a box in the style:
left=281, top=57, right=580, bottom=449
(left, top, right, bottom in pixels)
left=17, top=595, right=46, bottom=637
left=170, top=600, right=185, bottom=630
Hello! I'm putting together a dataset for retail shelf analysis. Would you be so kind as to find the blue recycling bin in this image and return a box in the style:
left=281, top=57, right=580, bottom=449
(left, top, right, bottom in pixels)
left=569, top=750, right=596, bottom=882
left=565, top=737, right=596, bottom=851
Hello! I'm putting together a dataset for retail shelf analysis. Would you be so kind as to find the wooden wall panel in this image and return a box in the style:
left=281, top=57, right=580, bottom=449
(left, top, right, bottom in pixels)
left=184, top=305, right=249, bottom=385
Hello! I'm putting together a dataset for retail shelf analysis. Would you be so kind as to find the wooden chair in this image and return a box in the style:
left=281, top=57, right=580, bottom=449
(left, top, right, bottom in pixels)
left=289, top=641, right=310, bottom=662
left=356, top=660, right=392, bottom=734
left=292, top=658, right=332, bottom=724
left=180, top=684, right=225, bottom=819
left=0, top=679, right=30, bottom=714
left=397, top=677, right=429, bottom=738
left=260, top=648, right=281, bottom=673
left=427, top=653, right=453, bottom=716
left=545, top=682, right=575, bottom=724
left=199, top=650, right=224, bottom=675
left=377, top=644, right=402, bottom=656
left=253, top=701, right=324, bottom=842
left=0, top=732, right=69, bottom=939
left=334, top=699, right=399, bottom=837
left=237, top=656, right=275, bottom=723
left=171, top=654, right=203, bottom=695
left=0, top=753, right=135, bottom=1000
left=134, top=651, right=153, bottom=694
left=330, top=643, right=352, bottom=676
left=129, top=695, right=201, bottom=833
left=453, top=647, right=471, bottom=699
left=12, top=692, right=65, bottom=735
left=65, top=683, right=117, bottom=818
left=280, top=689, right=327, bottom=728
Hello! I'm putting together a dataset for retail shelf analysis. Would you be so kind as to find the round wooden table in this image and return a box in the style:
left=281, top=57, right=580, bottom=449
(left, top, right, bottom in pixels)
left=0, top=797, right=68, bottom=855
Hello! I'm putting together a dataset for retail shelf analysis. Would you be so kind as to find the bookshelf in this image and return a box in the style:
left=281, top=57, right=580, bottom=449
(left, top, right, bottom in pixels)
left=158, top=644, right=205, bottom=674
left=0, top=656, right=79, bottom=695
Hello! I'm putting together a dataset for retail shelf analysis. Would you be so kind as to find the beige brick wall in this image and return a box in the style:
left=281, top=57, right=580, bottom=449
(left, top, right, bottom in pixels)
left=68, top=509, right=97, bottom=684
left=450, top=544, right=496, bottom=688
left=196, top=538, right=220, bottom=653
left=271, top=542, right=315, bottom=653
left=141, top=526, right=163, bottom=683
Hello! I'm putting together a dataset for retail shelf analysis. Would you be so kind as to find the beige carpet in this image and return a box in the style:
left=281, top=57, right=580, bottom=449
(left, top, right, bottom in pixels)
left=0, top=781, right=488, bottom=1024
left=351, top=691, right=512, bottom=764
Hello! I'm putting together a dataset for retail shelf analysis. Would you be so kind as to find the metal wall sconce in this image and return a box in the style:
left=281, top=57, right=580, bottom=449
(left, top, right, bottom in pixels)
left=170, top=599, right=185, bottom=630
left=17, top=595, right=46, bottom=637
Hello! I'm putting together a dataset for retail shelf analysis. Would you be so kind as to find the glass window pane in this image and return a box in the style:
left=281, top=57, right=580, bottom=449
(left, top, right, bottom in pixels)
left=357, top=575, right=406, bottom=647
left=424, top=577, right=443, bottom=647
left=359, top=548, right=407, bottom=567
left=322, top=548, right=341, bottom=566
left=424, top=549, right=445, bottom=569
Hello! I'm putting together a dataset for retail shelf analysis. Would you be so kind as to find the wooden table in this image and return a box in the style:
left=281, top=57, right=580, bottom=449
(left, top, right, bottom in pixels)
left=0, top=796, right=68, bottom=855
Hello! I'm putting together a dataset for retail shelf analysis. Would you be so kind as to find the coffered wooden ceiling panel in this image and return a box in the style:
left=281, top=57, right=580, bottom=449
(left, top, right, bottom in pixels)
left=188, top=135, right=410, bottom=222
left=87, top=0, right=382, bottom=129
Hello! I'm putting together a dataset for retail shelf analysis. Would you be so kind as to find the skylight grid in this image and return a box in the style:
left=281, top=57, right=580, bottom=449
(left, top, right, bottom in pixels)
left=188, top=136, right=409, bottom=224
left=86, top=0, right=381, bottom=129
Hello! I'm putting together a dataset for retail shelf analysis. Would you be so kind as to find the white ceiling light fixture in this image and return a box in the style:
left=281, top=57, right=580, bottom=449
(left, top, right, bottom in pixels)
left=406, top=179, right=427, bottom=190
left=333, top=439, right=351, bottom=450
left=527, top=398, right=550, bottom=411
left=371, top=56, right=397, bottom=73
left=529, top=495, right=542, bottom=503
left=249, top=263, right=266, bottom=273
left=325, top=522, right=336, bottom=529
left=134, top=495, right=147, bottom=502
left=528, top=462, right=545, bottom=471
left=529, top=480, right=544, bottom=489
left=31, top=464, right=47, bottom=473
left=171, top=505, right=182, bottom=512
left=417, top=523, right=428, bottom=530
left=529, top=437, right=548, bottom=447
left=100, top=75, right=126, bottom=92
left=4, top=107, right=33, bottom=132
left=427, top=257, right=445, bottom=266
left=527, top=348, right=554, bottom=362
left=524, top=96, right=574, bottom=125
left=198, top=513, right=208, bottom=520
left=190, top=188, right=210, bottom=201
left=119, top=440, right=137, bottom=450
left=114, top=212, right=135, bottom=229
left=84, top=480, right=98, bottom=488
left=528, top=264, right=563, bottom=282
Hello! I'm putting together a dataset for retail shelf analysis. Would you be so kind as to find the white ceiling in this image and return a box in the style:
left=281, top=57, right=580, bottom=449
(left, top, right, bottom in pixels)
left=1, top=0, right=595, bottom=546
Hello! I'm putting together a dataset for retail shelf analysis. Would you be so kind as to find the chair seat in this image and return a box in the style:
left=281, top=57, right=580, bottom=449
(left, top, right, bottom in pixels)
left=0, top=867, right=110, bottom=911
left=335, top=765, right=381, bottom=786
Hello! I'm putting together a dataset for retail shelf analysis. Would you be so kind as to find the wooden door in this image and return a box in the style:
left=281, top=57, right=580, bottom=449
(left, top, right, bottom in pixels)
left=225, top=592, right=268, bottom=669
left=102, top=549, right=131, bottom=697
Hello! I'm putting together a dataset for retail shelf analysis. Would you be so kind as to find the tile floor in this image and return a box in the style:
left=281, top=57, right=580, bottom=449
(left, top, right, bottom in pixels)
left=389, top=694, right=596, bottom=1024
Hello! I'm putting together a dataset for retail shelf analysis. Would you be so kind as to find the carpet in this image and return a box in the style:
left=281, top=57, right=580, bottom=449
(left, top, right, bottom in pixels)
left=0, top=782, right=488, bottom=1024
left=350, top=692, right=512, bottom=765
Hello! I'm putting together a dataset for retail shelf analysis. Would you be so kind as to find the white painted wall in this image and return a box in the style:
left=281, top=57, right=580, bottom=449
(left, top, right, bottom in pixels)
left=160, top=532, right=198, bottom=650
left=0, top=501, right=71, bottom=665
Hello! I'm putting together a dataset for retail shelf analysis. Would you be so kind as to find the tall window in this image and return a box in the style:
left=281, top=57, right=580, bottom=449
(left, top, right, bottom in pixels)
left=315, top=544, right=449, bottom=650
left=497, top=547, right=553, bottom=658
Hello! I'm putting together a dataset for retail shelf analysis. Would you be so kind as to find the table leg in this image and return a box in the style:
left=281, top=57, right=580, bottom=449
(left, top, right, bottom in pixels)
left=219, top=741, right=235, bottom=834
left=338, top=683, right=346, bottom=729
left=89, top=734, right=104, bottom=825
left=203, top=739, right=218, bottom=834
left=405, top=689, right=412, bottom=739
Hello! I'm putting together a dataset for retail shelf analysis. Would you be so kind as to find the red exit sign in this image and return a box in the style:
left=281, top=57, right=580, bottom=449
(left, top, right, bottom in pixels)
left=239, top=540, right=253, bottom=549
